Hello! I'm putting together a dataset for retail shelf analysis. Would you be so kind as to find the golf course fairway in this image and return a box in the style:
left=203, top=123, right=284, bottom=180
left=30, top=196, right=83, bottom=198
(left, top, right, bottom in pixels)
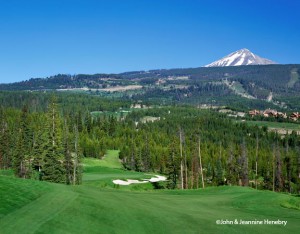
left=0, top=150, right=299, bottom=234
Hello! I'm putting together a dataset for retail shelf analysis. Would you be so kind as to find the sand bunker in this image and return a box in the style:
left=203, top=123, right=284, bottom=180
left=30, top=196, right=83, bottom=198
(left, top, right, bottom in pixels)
left=113, top=175, right=167, bottom=185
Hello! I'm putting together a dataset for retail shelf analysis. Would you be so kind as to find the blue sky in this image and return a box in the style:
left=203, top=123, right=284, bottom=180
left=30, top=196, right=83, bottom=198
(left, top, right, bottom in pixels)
left=0, top=0, right=299, bottom=83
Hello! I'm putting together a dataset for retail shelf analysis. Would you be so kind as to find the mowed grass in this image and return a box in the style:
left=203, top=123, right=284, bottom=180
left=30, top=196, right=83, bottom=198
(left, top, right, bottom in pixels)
left=83, top=150, right=123, bottom=169
left=243, top=120, right=300, bottom=131
left=82, top=150, right=154, bottom=190
left=0, top=151, right=299, bottom=234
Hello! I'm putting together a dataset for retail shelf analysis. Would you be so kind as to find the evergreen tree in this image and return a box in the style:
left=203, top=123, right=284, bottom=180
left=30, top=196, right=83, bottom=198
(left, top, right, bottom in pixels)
left=274, top=144, right=283, bottom=192
left=64, top=120, right=73, bottom=185
left=42, top=96, right=65, bottom=183
left=0, top=118, right=11, bottom=169
left=166, top=138, right=179, bottom=189
left=32, top=127, right=46, bottom=180
left=198, top=136, right=205, bottom=189
left=239, top=139, right=249, bottom=186
left=141, top=134, right=151, bottom=171
left=13, top=105, right=31, bottom=178
left=226, top=144, right=238, bottom=185
left=216, top=159, right=223, bottom=185
left=72, top=125, right=82, bottom=185
left=215, top=142, right=224, bottom=185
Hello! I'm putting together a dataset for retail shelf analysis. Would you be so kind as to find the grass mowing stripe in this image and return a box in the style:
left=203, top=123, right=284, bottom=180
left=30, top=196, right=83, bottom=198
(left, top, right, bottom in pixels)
left=1, top=152, right=299, bottom=234
left=0, top=187, right=78, bottom=234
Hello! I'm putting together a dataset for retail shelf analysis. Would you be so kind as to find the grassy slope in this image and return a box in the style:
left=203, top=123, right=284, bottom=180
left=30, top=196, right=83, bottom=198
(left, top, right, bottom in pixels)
left=83, top=150, right=123, bottom=169
left=0, top=151, right=299, bottom=234
left=82, top=150, right=154, bottom=190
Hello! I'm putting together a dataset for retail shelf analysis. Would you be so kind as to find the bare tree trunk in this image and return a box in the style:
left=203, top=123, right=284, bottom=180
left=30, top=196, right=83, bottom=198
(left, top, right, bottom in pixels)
left=179, top=128, right=184, bottom=190
left=73, top=125, right=79, bottom=185
left=196, top=168, right=199, bottom=189
left=272, top=144, right=275, bottom=192
left=191, top=157, right=194, bottom=189
left=52, top=106, right=55, bottom=146
left=285, top=139, right=292, bottom=193
left=240, top=139, right=249, bottom=187
left=255, top=133, right=259, bottom=190
left=198, top=136, right=205, bottom=189
left=184, top=149, right=188, bottom=189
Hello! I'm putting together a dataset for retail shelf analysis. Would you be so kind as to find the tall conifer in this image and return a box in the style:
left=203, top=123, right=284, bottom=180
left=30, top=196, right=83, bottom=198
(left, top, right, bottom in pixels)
left=42, top=96, right=65, bottom=183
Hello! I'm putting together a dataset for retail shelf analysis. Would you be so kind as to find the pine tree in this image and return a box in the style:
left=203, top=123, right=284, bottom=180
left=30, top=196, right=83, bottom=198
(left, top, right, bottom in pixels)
left=166, top=138, right=179, bottom=189
left=239, top=139, right=249, bottom=186
left=284, top=136, right=292, bottom=193
left=32, top=127, right=46, bottom=180
left=255, top=132, right=259, bottom=189
left=215, top=142, right=223, bottom=185
left=0, top=118, right=11, bottom=169
left=64, top=120, right=72, bottom=185
left=216, top=159, right=223, bottom=185
left=179, top=128, right=184, bottom=190
left=297, top=147, right=300, bottom=194
left=141, top=134, right=151, bottom=171
left=42, top=96, right=65, bottom=183
left=72, top=124, right=82, bottom=185
left=13, top=105, right=31, bottom=178
left=274, top=143, right=283, bottom=192
left=198, top=135, right=205, bottom=189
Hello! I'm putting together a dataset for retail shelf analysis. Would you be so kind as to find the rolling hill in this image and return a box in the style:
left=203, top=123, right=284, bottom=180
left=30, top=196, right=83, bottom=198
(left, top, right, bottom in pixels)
left=0, top=150, right=299, bottom=234
left=1, top=64, right=300, bottom=110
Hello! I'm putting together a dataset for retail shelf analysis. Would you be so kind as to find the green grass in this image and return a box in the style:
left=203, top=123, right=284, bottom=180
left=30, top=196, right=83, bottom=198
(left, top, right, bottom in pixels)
left=0, top=176, right=51, bottom=219
left=90, top=111, right=126, bottom=119
left=243, top=120, right=300, bottom=131
left=82, top=150, right=156, bottom=190
left=0, top=151, right=299, bottom=234
left=83, top=150, right=123, bottom=169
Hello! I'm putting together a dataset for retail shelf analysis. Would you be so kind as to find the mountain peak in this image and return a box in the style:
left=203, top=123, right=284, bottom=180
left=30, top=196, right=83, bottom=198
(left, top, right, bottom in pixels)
left=204, top=49, right=277, bottom=67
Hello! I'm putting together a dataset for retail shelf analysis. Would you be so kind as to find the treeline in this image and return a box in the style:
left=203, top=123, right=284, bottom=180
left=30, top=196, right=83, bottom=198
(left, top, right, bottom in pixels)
left=0, top=91, right=299, bottom=193
left=0, top=96, right=81, bottom=184
left=1, top=65, right=300, bottom=111
left=132, top=87, right=280, bottom=111
left=77, top=105, right=300, bottom=193
left=2, top=65, right=299, bottom=94
left=0, top=74, right=122, bottom=90
left=0, top=91, right=130, bottom=184
left=117, top=108, right=300, bottom=193
left=0, top=91, right=130, bottom=113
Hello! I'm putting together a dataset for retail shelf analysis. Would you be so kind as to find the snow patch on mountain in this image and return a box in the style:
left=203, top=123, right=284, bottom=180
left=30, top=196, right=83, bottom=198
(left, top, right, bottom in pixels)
left=204, top=48, right=276, bottom=67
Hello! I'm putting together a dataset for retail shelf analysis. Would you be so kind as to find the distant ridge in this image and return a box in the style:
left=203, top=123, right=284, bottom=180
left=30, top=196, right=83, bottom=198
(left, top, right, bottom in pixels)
left=204, top=48, right=277, bottom=67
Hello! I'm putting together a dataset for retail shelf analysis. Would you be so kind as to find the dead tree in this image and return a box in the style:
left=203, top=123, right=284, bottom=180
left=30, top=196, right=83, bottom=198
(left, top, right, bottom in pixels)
left=198, top=136, right=205, bottom=189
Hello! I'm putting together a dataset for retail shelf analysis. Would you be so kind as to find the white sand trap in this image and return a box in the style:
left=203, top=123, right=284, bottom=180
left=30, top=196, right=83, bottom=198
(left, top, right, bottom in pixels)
left=149, top=175, right=167, bottom=182
left=113, top=175, right=167, bottom=185
left=112, top=179, right=148, bottom=185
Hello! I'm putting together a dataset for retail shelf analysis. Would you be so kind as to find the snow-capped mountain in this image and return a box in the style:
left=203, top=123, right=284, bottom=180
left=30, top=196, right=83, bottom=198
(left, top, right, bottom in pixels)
left=204, top=48, right=276, bottom=67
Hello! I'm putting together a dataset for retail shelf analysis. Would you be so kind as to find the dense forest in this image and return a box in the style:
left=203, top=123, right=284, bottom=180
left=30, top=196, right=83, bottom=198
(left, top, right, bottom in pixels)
left=0, top=91, right=299, bottom=193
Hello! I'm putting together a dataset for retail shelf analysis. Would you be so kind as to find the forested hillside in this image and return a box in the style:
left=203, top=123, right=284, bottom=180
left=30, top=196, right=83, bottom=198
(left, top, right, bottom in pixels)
left=1, top=64, right=300, bottom=110
left=1, top=91, right=299, bottom=193
left=1, top=65, right=299, bottom=91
